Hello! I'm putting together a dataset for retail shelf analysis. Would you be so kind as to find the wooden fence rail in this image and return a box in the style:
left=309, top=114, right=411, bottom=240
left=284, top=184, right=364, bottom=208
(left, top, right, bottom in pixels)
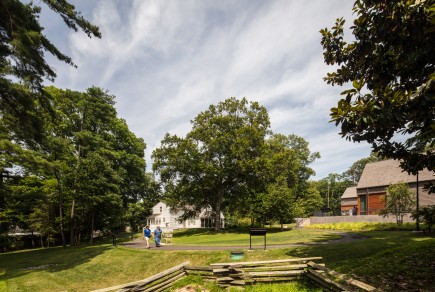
left=307, top=261, right=379, bottom=291
left=92, top=258, right=380, bottom=291
left=90, top=261, right=190, bottom=292
left=209, top=257, right=324, bottom=288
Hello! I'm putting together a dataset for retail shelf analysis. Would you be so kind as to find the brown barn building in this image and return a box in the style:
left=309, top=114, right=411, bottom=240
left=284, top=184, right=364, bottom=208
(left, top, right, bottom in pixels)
left=355, top=159, right=435, bottom=215
left=340, top=186, right=358, bottom=215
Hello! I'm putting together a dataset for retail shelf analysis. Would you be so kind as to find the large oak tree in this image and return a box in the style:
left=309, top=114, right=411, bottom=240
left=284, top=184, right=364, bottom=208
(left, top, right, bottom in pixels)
left=152, top=97, right=270, bottom=231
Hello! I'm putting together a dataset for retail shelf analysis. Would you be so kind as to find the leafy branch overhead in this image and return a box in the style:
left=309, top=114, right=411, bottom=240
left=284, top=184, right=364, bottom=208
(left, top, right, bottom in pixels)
left=0, top=0, right=101, bottom=144
left=321, top=0, right=435, bottom=176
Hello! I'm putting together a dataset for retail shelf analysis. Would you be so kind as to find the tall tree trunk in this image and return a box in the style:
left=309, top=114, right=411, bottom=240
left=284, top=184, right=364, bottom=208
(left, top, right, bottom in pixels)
left=70, top=108, right=85, bottom=246
left=70, top=198, right=76, bottom=246
left=90, top=210, right=94, bottom=244
left=55, top=172, right=66, bottom=247
left=214, top=189, right=224, bottom=231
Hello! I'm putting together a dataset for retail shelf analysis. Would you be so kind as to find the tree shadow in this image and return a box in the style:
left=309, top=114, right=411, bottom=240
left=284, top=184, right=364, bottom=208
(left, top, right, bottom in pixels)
left=0, top=237, right=117, bottom=283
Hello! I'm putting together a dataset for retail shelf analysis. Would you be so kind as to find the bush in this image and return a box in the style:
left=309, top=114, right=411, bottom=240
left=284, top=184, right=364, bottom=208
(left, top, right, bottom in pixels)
left=306, top=222, right=415, bottom=231
left=411, top=206, right=435, bottom=232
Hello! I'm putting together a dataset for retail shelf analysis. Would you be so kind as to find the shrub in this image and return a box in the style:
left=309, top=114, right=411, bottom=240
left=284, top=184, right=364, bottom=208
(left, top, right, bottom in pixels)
left=411, top=206, right=435, bottom=232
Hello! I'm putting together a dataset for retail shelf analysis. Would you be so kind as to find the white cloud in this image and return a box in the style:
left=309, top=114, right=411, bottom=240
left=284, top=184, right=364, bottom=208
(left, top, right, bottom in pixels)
left=41, top=0, right=371, bottom=179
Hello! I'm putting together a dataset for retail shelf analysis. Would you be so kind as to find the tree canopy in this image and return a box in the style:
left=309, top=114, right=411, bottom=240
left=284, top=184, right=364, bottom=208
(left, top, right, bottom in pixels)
left=1, top=86, right=156, bottom=248
left=321, top=0, right=435, bottom=177
left=153, top=97, right=271, bottom=230
left=0, top=0, right=101, bottom=143
left=153, top=98, right=321, bottom=230
left=380, top=182, right=415, bottom=224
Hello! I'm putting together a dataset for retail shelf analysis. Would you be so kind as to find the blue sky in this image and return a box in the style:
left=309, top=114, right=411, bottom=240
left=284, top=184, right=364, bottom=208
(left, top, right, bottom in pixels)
left=40, top=0, right=372, bottom=179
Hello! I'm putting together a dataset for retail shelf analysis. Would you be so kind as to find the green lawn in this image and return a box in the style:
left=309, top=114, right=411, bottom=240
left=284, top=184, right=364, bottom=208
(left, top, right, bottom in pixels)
left=169, top=227, right=341, bottom=246
left=1, top=227, right=434, bottom=291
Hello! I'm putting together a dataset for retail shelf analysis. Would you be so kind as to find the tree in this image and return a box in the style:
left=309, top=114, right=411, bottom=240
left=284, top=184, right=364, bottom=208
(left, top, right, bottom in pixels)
left=285, top=135, right=320, bottom=198
left=294, top=183, right=323, bottom=217
left=153, top=97, right=271, bottom=231
left=379, top=182, right=415, bottom=224
left=253, top=134, right=320, bottom=222
left=0, top=0, right=100, bottom=127
left=0, top=85, right=153, bottom=249
left=45, top=86, right=149, bottom=245
left=412, top=206, right=435, bottom=233
left=1, top=0, right=100, bottom=246
left=261, top=176, right=295, bottom=230
left=321, top=0, right=435, bottom=180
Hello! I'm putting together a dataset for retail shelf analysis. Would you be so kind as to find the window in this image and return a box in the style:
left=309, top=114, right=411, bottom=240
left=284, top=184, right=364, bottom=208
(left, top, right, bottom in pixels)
left=163, top=218, right=165, bottom=223
left=359, top=195, right=367, bottom=215
left=160, top=206, right=162, bottom=213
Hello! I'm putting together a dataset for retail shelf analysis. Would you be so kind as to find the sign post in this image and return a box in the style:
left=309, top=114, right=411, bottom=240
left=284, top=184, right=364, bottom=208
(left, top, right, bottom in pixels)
left=249, top=228, right=267, bottom=250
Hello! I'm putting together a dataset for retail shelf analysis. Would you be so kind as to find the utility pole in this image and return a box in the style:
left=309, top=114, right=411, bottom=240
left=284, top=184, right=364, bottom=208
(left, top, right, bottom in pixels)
left=327, top=181, right=330, bottom=208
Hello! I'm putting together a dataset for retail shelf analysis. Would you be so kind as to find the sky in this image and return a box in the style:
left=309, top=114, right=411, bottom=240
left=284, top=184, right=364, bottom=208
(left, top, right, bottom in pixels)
left=39, top=0, right=373, bottom=180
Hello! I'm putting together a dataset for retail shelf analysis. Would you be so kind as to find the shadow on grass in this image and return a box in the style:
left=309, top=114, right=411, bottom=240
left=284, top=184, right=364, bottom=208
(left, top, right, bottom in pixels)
left=0, top=232, right=134, bottom=283
left=284, top=230, right=435, bottom=292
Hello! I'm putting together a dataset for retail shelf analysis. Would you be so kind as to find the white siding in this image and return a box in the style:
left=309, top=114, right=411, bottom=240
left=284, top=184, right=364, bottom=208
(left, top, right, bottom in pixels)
left=146, top=202, right=225, bottom=231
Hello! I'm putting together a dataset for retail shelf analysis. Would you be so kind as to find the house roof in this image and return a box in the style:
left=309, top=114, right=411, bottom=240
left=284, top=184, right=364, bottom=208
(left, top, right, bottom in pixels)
left=357, top=159, right=435, bottom=189
left=341, top=186, right=357, bottom=199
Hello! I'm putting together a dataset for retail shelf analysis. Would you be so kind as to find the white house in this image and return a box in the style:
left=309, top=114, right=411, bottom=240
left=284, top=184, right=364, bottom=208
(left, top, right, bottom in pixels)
left=146, top=201, right=225, bottom=231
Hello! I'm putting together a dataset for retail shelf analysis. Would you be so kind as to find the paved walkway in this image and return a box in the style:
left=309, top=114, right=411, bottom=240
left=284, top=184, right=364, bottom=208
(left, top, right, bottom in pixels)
left=121, top=232, right=366, bottom=251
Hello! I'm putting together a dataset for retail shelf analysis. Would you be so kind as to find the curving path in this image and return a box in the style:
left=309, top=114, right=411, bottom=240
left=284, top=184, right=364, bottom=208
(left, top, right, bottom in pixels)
left=121, top=231, right=366, bottom=251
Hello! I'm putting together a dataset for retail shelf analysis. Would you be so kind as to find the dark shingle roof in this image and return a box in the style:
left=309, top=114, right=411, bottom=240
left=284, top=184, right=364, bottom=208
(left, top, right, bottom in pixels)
left=357, top=159, right=434, bottom=188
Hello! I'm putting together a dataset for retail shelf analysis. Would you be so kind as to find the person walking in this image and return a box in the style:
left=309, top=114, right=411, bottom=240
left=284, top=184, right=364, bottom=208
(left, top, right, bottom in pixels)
left=143, top=225, right=152, bottom=249
left=153, top=226, right=163, bottom=247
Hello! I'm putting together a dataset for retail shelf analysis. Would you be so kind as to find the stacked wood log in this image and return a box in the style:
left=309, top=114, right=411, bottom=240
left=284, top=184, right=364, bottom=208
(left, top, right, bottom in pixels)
left=91, top=258, right=380, bottom=291
left=306, top=261, right=380, bottom=292
left=90, top=261, right=190, bottom=292
left=209, top=257, right=323, bottom=288
left=184, top=266, right=214, bottom=280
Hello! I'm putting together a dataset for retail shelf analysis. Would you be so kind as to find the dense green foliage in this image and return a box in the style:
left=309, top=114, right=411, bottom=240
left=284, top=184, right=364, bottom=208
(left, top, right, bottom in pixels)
left=379, top=182, right=415, bottom=224
left=0, top=0, right=101, bottom=142
left=153, top=97, right=271, bottom=230
left=321, top=0, right=435, bottom=180
left=307, top=222, right=416, bottom=231
left=1, top=87, right=157, bottom=250
left=311, top=174, right=353, bottom=215
left=412, top=205, right=435, bottom=232
left=0, top=0, right=144, bottom=250
left=153, top=98, right=321, bottom=230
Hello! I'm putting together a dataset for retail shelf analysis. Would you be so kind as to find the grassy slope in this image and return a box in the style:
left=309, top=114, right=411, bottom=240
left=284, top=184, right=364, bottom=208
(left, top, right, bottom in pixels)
left=1, top=226, right=434, bottom=291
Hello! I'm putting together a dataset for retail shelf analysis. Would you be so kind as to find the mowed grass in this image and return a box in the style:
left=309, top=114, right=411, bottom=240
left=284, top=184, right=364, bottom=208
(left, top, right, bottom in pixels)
left=169, top=227, right=341, bottom=246
left=0, top=242, right=321, bottom=291
left=287, top=230, right=435, bottom=292
left=1, top=226, right=434, bottom=291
